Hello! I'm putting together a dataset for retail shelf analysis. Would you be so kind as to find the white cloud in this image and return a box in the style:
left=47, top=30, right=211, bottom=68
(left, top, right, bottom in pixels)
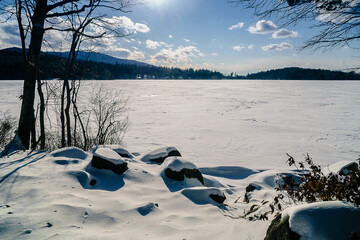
left=150, top=45, right=203, bottom=65
left=168, top=35, right=173, bottom=39
left=232, top=45, right=245, bottom=51
left=109, top=48, right=145, bottom=60
left=183, top=38, right=190, bottom=42
left=92, top=16, right=150, bottom=35
left=262, top=42, right=293, bottom=51
left=247, top=20, right=277, bottom=34
left=145, top=39, right=162, bottom=49
left=0, top=18, right=23, bottom=49
left=211, top=53, right=218, bottom=56
left=229, top=22, right=245, bottom=30
left=272, top=29, right=299, bottom=39
left=248, top=44, right=254, bottom=49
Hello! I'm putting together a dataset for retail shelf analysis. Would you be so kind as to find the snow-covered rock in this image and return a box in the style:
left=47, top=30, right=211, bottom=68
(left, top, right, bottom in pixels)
left=90, top=145, right=134, bottom=159
left=164, top=157, right=204, bottom=185
left=141, top=146, right=181, bottom=164
left=266, top=201, right=360, bottom=240
left=322, top=160, right=359, bottom=176
left=181, top=187, right=226, bottom=204
left=90, top=147, right=128, bottom=175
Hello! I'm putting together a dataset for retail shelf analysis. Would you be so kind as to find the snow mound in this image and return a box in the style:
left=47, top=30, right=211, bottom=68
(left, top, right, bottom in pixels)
left=50, top=147, right=88, bottom=160
left=181, top=187, right=226, bottom=205
left=283, top=201, right=360, bottom=239
left=141, top=146, right=181, bottom=164
left=322, top=160, right=359, bottom=176
left=70, top=169, right=126, bottom=191
left=200, top=166, right=261, bottom=179
left=90, top=145, right=134, bottom=159
left=87, top=147, right=128, bottom=176
left=92, top=147, right=126, bottom=165
left=163, top=157, right=204, bottom=186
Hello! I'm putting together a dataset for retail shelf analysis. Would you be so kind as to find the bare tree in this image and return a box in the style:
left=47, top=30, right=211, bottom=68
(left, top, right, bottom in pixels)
left=53, top=2, right=131, bottom=148
left=88, top=84, right=129, bottom=147
left=0, top=0, right=137, bottom=149
left=229, top=0, right=360, bottom=52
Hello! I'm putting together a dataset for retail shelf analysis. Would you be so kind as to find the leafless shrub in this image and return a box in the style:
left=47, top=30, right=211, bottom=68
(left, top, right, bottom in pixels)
left=0, top=111, right=15, bottom=148
left=86, top=84, right=129, bottom=148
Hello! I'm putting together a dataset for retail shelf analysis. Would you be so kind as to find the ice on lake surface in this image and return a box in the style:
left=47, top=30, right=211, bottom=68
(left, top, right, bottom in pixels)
left=1, top=80, right=359, bottom=169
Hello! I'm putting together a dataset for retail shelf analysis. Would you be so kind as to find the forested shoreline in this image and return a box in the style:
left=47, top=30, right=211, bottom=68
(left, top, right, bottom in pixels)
left=0, top=48, right=358, bottom=80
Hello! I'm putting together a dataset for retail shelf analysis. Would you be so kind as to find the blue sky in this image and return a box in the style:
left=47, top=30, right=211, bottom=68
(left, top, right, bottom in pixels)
left=0, top=0, right=357, bottom=74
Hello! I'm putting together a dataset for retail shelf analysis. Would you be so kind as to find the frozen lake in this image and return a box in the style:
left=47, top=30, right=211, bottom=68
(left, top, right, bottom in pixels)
left=1, top=80, right=359, bottom=169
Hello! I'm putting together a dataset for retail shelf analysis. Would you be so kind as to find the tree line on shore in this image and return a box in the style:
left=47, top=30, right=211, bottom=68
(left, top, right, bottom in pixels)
left=1, top=49, right=358, bottom=80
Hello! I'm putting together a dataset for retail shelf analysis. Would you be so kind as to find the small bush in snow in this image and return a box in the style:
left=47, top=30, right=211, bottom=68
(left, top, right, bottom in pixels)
left=0, top=112, right=15, bottom=148
left=236, top=154, right=360, bottom=222
left=274, top=154, right=360, bottom=210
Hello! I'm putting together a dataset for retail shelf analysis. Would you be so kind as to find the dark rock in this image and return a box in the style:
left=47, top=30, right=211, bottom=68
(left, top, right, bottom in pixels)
left=165, top=168, right=184, bottom=181
left=111, top=148, right=134, bottom=159
left=91, top=155, right=128, bottom=175
left=339, top=162, right=358, bottom=176
left=165, top=167, right=204, bottom=185
left=47, top=222, right=53, bottom=228
left=246, top=184, right=257, bottom=193
left=118, top=152, right=132, bottom=158
left=265, top=214, right=301, bottom=240
left=89, top=179, right=97, bottom=186
left=141, top=147, right=181, bottom=164
left=150, top=149, right=181, bottom=164
left=209, top=194, right=226, bottom=204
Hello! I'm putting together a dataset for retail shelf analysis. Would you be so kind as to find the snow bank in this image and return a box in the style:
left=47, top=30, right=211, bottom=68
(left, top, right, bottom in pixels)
left=50, top=147, right=88, bottom=160
left=92, top=147, right=126, bottom=165
left=283, top=201, right=360, bottom=240
left=141, top=146, right=181, bottom=164
left=165, top=157, right=198, bottom=172
left=90, top=145, right=134, bottom=159
left=181, top=187, right=226, bottom=205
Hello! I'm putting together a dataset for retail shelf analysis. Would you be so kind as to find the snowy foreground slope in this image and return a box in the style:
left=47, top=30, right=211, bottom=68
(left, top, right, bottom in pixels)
left=1, top=147, right=359, bottom=240
left=0, top=147, right=272, bottom=240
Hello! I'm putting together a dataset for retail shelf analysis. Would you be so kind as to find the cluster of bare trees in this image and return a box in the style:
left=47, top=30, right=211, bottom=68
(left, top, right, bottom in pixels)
left=0, top=0, right=135, bottom=150
left=229, top=0, right=360, bottom=52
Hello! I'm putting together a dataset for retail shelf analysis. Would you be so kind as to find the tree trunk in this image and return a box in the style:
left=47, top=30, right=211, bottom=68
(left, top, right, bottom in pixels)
left=65, top=80, right=71, bottom=146
left=17, top=0, right=48, bottom=149
left=37, top=76, right=46, bottom=149
left=60, top=80, right=66, bottom=147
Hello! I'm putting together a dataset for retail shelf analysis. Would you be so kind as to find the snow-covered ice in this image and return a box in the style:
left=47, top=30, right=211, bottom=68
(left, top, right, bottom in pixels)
left=2, top=80, right=359, bottom=168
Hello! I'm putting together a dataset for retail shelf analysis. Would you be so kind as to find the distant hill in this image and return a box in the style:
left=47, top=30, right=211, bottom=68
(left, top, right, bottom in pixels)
left=2, top=47, right=150, bottom=67
left=0, top=48, right=223, bottom=80
left=237, top=67, right=359, bottom=80
left=46, top=51, right=151, bottom=67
